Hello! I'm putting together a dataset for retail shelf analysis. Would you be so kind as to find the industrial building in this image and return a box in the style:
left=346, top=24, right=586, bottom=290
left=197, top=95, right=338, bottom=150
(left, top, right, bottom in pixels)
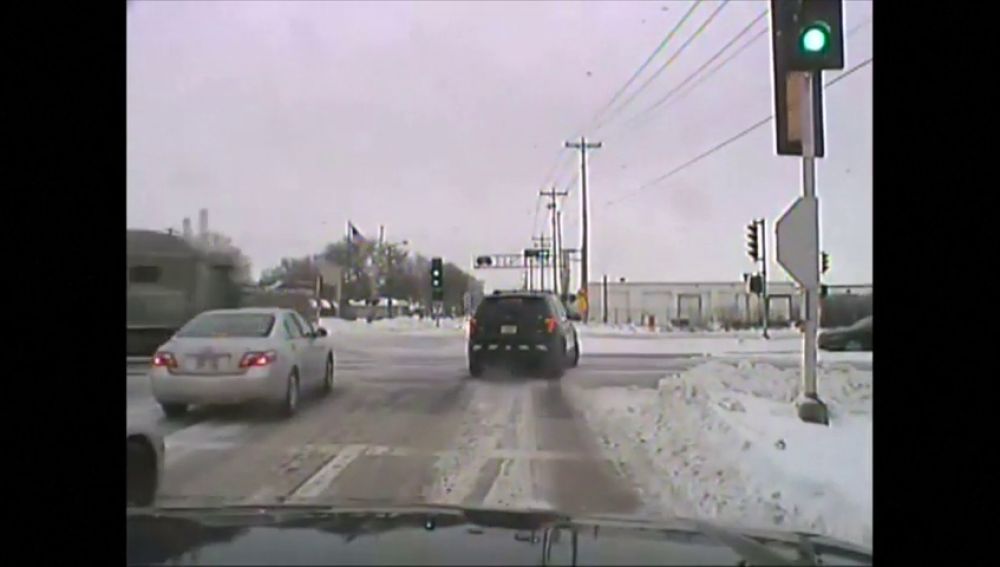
left=587, top=280, right=872, bottom=329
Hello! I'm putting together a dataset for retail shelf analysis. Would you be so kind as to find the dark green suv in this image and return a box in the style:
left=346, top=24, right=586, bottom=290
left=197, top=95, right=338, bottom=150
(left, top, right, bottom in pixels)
left=467, top=291, right=580, bottom=378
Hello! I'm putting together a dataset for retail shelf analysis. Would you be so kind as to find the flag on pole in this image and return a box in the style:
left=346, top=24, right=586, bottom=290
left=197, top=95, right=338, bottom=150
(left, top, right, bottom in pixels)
left=347, top=222, right=368, bottom=247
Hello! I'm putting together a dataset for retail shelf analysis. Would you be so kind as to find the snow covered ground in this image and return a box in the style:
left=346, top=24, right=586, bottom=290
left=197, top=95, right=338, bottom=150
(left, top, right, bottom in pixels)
left=319, top=316, right=466, bottom=335
left=570, top=360, right=872, bottom=549
left=579, top=328, right=872, bottom=365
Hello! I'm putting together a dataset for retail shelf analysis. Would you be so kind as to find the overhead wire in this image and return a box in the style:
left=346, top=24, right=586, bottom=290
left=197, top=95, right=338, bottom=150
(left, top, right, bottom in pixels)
left=604, top=55, right=873, bottom=207
left=593, top=0, right=731, bottom=132
left=624, top=9, right=768, bottom=130
left=578, top=1, right=703, bottom=137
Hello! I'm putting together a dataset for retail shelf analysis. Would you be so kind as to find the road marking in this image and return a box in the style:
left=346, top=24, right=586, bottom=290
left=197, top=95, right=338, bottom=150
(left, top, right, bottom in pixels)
left=285, top=444, right=369, bottom=502
left=427, top=385, right=518, bottom=505
left=482, top=386, right=552, bottom=510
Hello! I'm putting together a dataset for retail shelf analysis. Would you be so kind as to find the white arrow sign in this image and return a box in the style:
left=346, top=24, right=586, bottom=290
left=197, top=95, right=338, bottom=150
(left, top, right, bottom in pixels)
left=775, top=196, right=819, bottom=288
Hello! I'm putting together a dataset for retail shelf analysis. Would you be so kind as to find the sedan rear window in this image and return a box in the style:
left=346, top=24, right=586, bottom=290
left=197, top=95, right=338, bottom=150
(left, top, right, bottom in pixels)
left=176, top=313, right=275, bottom=338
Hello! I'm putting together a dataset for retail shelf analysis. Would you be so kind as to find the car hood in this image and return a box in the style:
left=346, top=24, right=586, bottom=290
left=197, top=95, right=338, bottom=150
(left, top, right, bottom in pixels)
left=126, top=504, right=872, bottom=565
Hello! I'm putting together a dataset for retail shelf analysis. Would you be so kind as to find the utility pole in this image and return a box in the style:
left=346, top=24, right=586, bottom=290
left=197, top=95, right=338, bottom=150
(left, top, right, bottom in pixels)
left=558, top=212, right=571, bottom=296
left=602, top=274, right=609, bottom=324
left=541, top=187, right=568, bottom=297
left=565, top=137, right=602, bottom=321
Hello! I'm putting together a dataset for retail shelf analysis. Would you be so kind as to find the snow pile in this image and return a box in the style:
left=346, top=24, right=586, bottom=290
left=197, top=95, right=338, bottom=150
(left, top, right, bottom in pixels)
left=572, top=360, right=872, bottom=548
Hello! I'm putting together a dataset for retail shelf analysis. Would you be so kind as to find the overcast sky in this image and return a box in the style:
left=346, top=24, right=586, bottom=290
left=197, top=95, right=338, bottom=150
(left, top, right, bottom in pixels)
left=127, top=0, right=872, bottom=290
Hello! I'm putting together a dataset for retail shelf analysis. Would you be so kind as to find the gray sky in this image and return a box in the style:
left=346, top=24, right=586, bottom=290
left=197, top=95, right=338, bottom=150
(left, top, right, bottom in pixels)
left=127, top=0, right=872, bottom=290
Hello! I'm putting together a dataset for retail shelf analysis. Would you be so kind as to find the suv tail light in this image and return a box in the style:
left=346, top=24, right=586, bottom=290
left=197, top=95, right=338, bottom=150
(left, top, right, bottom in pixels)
left=152, top=352, right=177, bottom=368
left=239, top=350, right=277, bottom=368
left=469, top=317, right=478, bottom=336
left=544, top=317, right=558, bottom=334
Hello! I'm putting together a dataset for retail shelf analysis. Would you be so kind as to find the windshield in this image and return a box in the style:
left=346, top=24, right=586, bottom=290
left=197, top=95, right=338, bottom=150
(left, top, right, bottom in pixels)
left=176, top=313, right=275, bottom=338
left=127, top=0, right=872, bottom=558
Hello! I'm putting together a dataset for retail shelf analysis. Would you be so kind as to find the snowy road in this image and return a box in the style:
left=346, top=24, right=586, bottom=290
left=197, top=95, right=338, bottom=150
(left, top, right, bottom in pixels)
left=127, top=321, right=872, bottom=549
left=128, top=329, right=647, bottom=517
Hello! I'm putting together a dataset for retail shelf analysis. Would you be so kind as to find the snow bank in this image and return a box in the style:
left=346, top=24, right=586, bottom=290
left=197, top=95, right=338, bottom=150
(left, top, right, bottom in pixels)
left=572, top=360, right=872, bottom=549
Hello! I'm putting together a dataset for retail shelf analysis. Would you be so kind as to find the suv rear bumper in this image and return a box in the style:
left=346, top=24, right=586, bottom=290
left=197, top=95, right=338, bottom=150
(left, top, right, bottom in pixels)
left=468, top=340, right=556, bottom=364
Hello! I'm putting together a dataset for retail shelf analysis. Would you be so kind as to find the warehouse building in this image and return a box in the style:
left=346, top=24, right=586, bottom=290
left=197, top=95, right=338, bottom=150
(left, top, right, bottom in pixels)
left=587, top=280, right=872, bottom=330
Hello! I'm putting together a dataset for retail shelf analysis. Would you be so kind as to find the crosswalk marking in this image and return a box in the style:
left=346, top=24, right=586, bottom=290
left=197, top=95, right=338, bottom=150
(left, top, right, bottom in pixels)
left=285, top=444, right=369, bottom=502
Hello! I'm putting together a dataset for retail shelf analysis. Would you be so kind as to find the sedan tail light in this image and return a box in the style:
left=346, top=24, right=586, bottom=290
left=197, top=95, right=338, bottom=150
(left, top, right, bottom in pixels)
left=152, top=352, right=177, bottom=369
left=239, top=350, right=277, bottom=368
left=543, top=317, right=558, bottom=334
left=469, top=317, right=478, bottom=336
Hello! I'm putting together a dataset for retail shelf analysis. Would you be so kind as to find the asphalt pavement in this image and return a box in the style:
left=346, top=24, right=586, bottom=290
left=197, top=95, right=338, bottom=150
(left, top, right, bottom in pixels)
left=126, top=328, right=870, bottom=517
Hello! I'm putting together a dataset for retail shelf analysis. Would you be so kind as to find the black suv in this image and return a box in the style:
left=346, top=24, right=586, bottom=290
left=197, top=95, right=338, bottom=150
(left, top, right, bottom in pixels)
left=467, top=291, right=580, bottom=378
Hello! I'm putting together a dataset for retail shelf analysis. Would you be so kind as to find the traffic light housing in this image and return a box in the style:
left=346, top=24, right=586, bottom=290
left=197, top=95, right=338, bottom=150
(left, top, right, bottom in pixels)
left=748, top=274, right=763, bottom=295
left=786, top=0, right=845, bottom=72
left=430, top=257, right=444, bottom=301
left=746, top=222, right=760, bottom=262
left=821, top=251, right=830, bottom=274
left=769, top=0, right=835, bottom=156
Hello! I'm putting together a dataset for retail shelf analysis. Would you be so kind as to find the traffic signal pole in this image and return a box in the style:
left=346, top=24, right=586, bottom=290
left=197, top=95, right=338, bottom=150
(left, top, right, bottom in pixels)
left=799, top=71, right=823, bottom=421
left=759, top=218, right=770, bottom=339
left=770, top=0, right=842, bottom=425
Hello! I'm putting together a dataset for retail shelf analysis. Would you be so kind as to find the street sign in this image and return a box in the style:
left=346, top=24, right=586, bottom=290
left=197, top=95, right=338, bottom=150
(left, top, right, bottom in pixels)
left=775, top=196, right=819, bottom=287
left=473, top=254, right=525, bottom=269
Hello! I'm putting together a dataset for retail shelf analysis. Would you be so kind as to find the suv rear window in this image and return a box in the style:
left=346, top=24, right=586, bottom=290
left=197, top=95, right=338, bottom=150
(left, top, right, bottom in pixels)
left=477, top=296, right=550, bottom=321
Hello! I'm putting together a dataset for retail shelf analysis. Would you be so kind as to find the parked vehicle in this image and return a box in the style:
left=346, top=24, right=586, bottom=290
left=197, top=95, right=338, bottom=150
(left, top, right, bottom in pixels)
left=818, top=316, right=873, bottom=351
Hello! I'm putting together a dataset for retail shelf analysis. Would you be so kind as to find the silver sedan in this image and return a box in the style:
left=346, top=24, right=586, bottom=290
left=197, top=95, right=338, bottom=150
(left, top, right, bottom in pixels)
left=148, top=308, right=336, bottom=418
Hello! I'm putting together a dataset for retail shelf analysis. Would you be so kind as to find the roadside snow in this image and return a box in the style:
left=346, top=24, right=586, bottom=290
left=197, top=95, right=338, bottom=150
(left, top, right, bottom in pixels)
left=571, top=360, right=872, bottom=548
left=318, top=316, right=466, bottom=335
left=579, top=329, right=872, bottom=364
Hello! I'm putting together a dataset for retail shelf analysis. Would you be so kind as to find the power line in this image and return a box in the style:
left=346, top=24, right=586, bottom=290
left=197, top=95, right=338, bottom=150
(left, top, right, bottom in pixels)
left=594, top=0, right=731, bottom=132
left=624, top=10, right=768, bottom=129
left=605, top=56, right=873, bottom=207
left=582, top=1, right=703, bottom=134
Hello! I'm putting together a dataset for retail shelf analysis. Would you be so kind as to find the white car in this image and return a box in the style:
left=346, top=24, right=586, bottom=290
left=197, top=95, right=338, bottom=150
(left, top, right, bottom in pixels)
left=149, top=308, right=335, bottom=418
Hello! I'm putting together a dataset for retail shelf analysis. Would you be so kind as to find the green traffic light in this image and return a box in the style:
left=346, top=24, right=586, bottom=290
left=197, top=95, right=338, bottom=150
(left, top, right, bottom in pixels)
left=800, top=23, right=830, bottom=54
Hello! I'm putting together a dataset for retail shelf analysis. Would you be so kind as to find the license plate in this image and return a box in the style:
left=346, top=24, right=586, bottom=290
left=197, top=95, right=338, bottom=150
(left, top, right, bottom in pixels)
left=500, top=325, right=517, bottom=335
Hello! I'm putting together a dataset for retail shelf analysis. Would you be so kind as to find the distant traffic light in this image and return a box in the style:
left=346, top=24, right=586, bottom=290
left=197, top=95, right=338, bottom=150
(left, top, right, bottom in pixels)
left=430, top=257, right=444, bottom=301
left=821, top=251, right=830, bottom=274
left=748, top=273, right=763, bottom=295
left=746, top=222, right=760, bottom=262
left=475, top=256, right=493, bottom=268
